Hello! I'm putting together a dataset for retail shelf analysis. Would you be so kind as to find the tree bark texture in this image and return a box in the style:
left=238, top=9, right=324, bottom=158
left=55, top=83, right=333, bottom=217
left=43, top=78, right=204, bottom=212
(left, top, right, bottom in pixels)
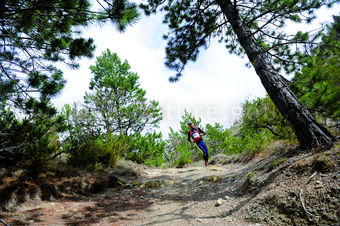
left=217, top=0, right=334, bottom=148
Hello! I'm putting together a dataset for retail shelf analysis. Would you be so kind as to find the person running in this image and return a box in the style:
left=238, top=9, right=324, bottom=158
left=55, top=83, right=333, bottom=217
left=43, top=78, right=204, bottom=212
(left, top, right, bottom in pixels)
left=187, top=122, right=209, bottom=166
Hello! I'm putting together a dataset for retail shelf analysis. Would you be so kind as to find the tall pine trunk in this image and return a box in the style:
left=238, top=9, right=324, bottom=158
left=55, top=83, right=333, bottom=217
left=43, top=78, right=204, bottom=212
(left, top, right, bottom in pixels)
left=217, top=0, right=334, bottom=149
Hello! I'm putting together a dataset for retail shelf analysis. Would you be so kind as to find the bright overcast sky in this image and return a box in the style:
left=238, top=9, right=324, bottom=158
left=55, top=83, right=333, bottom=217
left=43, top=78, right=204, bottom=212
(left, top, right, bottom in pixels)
left=52, top=5, right=339, bottom=137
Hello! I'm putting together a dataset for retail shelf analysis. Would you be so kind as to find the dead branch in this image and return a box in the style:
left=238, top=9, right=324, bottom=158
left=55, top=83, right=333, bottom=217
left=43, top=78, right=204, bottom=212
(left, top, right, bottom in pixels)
left=299, top=188, right=317, bottom=217
left=306, top=172, right=317, bottom=185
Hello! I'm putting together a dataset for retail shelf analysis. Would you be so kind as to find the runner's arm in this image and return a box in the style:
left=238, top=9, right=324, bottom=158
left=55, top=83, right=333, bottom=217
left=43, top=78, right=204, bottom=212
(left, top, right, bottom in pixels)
left=197, top=127, right=206, bottom=136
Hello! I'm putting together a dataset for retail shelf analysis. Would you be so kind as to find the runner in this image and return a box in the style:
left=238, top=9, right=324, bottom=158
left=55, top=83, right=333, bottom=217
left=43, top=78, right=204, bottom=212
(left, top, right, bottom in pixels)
left=187, top=122, right=209, bottom=166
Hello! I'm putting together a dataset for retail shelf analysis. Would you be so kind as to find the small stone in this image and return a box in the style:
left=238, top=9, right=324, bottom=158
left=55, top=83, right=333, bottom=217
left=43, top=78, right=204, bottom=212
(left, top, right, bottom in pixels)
left=196, top=218, right=202, bottom=222
left=165, top=180, right=174, bottom=185
left=315, top=185, right=323, bottom=189
left=224, top=217, right=233, bottom=222
left=224, top=195, right=233, bottom=201
left=215, top=198, right=223, bottom=206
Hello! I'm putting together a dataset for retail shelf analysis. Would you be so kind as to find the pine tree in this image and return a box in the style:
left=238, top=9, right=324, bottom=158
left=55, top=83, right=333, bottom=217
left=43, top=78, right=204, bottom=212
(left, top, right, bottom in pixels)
left=291, top=16, right=340, bottom=120
left=0, top=0, right=139, bottom=114
left=0, top=0, right=139, bottom=166
left=140, top=0, right=337, bottom=148
left=84, top=49, right=163, bottom=135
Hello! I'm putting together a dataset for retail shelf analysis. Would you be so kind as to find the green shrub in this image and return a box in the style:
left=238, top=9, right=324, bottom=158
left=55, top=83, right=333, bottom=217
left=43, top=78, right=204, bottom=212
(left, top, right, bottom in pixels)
left=0, top=104, right=65, bottom=169
left=24, top=130, right=60, bottom=172
left=125, top=132, right=166, bottom=167
left=205, top=123, right=230, bottom=155
left=66, top=134, right=126, bottom=169
left=223, top=128, right=270, bottom=158
left=243, top=130, right=270, bottom=156
left=97, top=135, right=127, bottom=166
left=224, top=132, right=243, bottom=154
left=174, top=144, right=192, bottom=168
left=66, top=142, right=97, bottom=169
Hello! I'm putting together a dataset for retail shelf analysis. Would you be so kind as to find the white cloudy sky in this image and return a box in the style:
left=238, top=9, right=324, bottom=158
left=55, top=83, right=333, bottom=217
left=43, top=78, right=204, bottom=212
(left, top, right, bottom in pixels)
left=52, top=5, right=339, bottom=137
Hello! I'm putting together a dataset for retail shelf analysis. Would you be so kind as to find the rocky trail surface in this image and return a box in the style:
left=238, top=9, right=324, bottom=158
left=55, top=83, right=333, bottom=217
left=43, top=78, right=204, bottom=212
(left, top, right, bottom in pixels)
left=126, top=163, right=257, bottom=226
left=1, top=143, right=339, bottom=225
left=1, top=162, right=262, bottom=225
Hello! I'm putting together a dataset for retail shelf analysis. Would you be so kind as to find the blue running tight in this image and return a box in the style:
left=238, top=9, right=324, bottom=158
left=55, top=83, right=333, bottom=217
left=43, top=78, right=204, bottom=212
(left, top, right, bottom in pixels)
left=196, top=140, right=208, bottom=162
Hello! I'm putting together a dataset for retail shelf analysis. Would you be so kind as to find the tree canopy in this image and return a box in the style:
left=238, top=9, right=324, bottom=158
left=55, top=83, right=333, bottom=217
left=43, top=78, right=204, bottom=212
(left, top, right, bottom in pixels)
left=0, top=0, right=139, bottom=114
left=240, top=95, right=296, bottom=141
left=140, top=0, right=337, bottom=80
left=291, top=16, right=340, bottom=120
left=139, top=0, right=337, bottom=148
left=84, top=49, right=163, bottom=135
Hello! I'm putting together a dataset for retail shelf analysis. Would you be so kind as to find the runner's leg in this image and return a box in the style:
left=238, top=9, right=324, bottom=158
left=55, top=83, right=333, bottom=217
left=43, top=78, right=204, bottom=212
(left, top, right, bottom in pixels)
left=198, top=140, right=208, bottom=159
left=197, top=140, right=208, bottom=162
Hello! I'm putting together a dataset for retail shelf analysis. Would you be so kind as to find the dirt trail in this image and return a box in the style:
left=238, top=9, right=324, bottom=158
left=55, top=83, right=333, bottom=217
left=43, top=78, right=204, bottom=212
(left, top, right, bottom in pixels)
left=2, top=143, right=339, bottom=225
left=125, top=163, right=258, bottom=226
left=1, top=163, right=262, bottom=225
